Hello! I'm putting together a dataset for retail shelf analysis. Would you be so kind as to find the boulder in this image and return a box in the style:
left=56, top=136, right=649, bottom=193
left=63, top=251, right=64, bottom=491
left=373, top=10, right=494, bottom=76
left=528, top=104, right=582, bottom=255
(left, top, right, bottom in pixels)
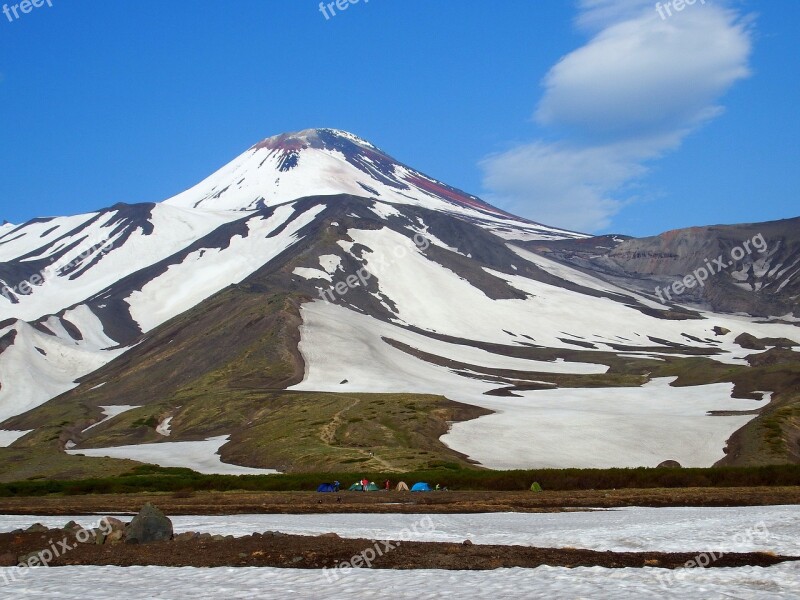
left=25, top=523, right=48, bottom=533
left=124, top=503, right=173, bottom=544
left=657, top=460, right=682, bottom=468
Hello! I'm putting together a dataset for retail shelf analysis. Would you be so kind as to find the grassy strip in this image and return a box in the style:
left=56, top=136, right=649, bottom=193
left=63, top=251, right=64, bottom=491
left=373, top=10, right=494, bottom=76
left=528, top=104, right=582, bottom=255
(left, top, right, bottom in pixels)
left=2, top=464, right=799, bottom=496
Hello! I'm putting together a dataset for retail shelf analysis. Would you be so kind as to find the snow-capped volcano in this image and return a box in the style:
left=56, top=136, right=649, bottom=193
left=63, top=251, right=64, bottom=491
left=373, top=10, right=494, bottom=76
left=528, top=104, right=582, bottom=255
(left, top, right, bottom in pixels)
left=164, top=128, right=533, bottom=222
left=0, top=129, right=798, bottom=478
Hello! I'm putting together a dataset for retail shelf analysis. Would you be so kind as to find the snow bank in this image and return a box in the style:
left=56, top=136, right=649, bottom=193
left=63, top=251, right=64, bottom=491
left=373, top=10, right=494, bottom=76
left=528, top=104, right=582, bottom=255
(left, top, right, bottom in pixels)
left=66, top=435, right=279, bottom=475
left=1, top=563, right=797, bottom=599
left=4, top=506, right=796, bottom=555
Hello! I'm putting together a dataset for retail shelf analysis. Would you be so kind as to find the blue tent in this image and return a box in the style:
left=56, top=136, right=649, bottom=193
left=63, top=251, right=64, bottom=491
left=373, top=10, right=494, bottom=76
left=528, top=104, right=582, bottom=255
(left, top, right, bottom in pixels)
left=411, top=482, right=431, bottom=492
left=317, top=483, right=337, bottom=493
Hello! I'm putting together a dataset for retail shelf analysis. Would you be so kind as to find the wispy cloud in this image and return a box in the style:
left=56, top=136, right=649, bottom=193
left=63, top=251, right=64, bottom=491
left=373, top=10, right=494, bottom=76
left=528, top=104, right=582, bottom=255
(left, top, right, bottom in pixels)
left=481, top=0, right=753, bottom=233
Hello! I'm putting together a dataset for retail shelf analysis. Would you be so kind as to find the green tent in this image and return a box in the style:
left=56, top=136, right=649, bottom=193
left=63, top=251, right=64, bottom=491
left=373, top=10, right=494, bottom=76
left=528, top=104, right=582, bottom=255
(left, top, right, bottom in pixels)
left=530, top=482, right=543, bottom=492
left=348, top=482, right=363, bottom=491
left=365, top=482, right=380, bottom=491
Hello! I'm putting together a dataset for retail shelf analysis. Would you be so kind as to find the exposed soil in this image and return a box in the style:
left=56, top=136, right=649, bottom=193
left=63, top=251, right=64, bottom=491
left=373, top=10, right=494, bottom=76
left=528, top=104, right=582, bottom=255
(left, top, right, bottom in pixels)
left=0, top=487, right=798, bottom=516
left=1, top=527, right=796, bottom=571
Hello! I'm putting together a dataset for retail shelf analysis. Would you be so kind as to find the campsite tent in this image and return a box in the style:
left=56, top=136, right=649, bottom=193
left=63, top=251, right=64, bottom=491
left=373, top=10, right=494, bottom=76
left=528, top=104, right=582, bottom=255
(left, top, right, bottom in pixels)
left=530, top=482, right=543, bottom=492
left=365, top=482, right=380, bottom=491
left=317, top=483, right=337, bottom=493
left=348, top=482, right=363, bottom=491
left=411, top=482, right=431, bottom=492
left=396, top=481, right=410, bottom=491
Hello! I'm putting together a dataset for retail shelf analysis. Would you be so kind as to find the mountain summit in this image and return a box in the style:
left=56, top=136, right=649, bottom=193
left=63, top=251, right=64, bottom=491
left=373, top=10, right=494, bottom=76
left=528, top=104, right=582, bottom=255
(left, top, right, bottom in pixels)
left=165, top=128, right=515, bottom=219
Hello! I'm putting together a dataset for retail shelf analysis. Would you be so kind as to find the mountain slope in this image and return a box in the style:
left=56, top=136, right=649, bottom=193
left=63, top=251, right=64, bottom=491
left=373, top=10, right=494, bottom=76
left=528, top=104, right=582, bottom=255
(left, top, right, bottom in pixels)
left=527, top=218, right=800, bottom=318
left=0, top=129, right=798, bottom=479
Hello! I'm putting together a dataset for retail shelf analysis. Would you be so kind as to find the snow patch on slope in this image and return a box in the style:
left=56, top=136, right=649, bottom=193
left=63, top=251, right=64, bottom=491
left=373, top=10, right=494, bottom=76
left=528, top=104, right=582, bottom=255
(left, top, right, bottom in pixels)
left=0, top=430, right=31, bottom=447
left=444, top=377, right=767, bottom=469
left=291, top=302, right=605, bottom=397
left=127, top=203, right=325, bottom=332
left=81, top=405, right=140, bottom=433
left=67, top=435, right=279, bottom=475
left=0, top=316, right=126, bottom=423
left=0, top=204, right=240, bottom=324
left=292, top=302, right=775, bottom=468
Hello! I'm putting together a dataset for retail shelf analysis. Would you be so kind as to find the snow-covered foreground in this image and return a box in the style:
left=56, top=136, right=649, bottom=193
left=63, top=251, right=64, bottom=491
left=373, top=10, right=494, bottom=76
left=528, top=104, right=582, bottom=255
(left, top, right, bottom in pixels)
left=3, top=506, right=798, bottom=555
left=1, top=564, right=798, bottom=599
left=66, top=435, right=279, bottom=475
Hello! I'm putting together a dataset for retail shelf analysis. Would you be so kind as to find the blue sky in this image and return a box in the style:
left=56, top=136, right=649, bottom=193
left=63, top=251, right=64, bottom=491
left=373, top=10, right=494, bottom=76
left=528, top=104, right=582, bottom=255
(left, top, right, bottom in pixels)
left=0, top=0, right=797, bottom=236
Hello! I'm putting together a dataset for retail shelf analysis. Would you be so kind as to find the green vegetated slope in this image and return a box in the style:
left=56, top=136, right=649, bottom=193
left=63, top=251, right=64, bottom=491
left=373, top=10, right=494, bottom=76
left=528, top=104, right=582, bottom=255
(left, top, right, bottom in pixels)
left=1, top=280, right=489, bottom=481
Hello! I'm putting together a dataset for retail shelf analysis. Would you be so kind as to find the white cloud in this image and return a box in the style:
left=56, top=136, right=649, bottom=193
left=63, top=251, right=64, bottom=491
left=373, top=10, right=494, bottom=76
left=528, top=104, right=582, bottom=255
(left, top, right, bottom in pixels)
left=481, top=0, right=753, bottom=233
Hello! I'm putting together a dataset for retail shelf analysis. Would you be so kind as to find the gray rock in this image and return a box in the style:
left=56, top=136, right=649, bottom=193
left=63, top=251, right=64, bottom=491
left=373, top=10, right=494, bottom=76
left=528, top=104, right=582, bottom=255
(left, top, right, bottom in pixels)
left=124, top=503, right=173, bottom=544
left=25, top=523, right=48, bottom=533
left=657, top=460, right=682, bottom=468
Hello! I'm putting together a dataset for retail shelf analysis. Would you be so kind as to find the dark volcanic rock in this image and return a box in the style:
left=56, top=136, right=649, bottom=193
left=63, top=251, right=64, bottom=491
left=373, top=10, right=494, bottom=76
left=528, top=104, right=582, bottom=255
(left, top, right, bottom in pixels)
left=125, top=503, right=173, bottom=544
